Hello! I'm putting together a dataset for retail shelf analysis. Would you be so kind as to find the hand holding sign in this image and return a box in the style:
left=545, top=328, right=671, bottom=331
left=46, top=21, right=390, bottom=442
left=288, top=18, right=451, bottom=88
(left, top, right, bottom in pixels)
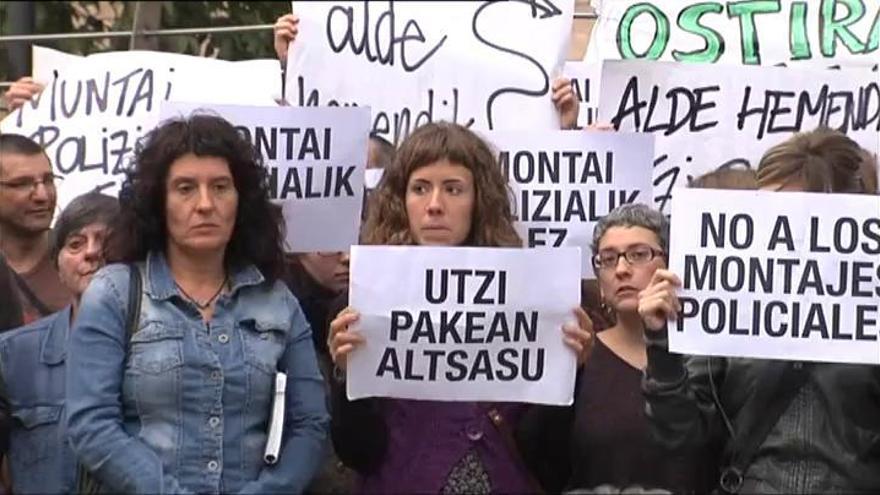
left=274, top=13, right=300, bottom=64
left=563, top=307, right=595, bottom=366
left=551, top=77, right=579, bottom=130
left=638, top=269, right=683, bottom=332
left=328, top=307, right=364, bottom=372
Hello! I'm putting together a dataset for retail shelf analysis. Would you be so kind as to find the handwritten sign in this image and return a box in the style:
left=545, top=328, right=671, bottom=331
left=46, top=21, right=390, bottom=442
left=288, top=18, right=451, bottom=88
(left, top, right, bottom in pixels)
left=599, top=60, right=880, bottom=212
left=347, top=245, right=581, bottom=405
left=287, top=0, right=575, bottom=146
left=669, top=188, right=880, bottom=364
left=159, top=102, right=370, bottom=252
left=586, top=0, right=880, bottom=69
left=0, top=46, right=280, bottom=215
left=484, top=130, right=654, bottom=277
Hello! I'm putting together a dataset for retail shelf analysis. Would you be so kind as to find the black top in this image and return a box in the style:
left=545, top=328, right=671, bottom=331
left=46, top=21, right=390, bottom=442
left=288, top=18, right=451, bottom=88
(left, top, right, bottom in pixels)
left=517, top=337, right=714, bottom=493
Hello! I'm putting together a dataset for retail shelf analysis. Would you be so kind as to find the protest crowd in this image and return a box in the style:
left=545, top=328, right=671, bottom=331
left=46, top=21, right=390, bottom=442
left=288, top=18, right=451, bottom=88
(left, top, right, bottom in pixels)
left=0, top=2, right=879, bottom=494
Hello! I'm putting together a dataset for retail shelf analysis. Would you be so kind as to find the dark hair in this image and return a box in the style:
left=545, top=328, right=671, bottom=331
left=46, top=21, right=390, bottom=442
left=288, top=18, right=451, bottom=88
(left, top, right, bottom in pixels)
left=858, top=149, right=878, bottom=194
left=0, top=134, right=44, bottom=156
left=0, top=254, right=23, bottom=333
left=368, top=133, right=396, bottom=169
left=363, top=122, right=521, bottom=247
left=0, top=134, right=48, bottom=174
left=113, top=113, right=286, bottom=282
left=756, top=127, right=866, bottom=193
left=51, top=192, right=120, bottom=264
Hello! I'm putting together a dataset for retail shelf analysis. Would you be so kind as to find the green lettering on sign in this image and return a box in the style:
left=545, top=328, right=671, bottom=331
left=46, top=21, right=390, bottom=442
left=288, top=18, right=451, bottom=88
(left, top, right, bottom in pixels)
left=821, top=0, right=867, bottom=56
left=789, top=2, right=813, bottom=60
left=674, top=2, right=726, bottom=63
left=618, top=3, right=670, bottom=59
left=728, top=0, right=782, bottom=64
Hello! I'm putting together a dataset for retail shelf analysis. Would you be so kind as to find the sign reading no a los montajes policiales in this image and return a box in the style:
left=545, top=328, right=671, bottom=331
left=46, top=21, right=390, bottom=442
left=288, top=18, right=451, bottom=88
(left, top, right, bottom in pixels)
left=669, top=189, right=880, bottom=365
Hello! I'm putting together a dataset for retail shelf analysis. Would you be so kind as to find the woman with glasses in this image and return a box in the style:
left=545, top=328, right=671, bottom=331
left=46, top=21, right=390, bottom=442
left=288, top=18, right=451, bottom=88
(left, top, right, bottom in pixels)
left=520, top=203, right=710, bottom=494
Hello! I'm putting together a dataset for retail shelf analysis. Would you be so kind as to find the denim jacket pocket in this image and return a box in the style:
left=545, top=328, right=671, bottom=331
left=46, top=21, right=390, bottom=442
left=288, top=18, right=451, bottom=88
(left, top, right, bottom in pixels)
left=128, top=322, right=186, bottom=374
left=240, top=318, right=288, bottom=375
left=11, top=405, right=63, bottom=466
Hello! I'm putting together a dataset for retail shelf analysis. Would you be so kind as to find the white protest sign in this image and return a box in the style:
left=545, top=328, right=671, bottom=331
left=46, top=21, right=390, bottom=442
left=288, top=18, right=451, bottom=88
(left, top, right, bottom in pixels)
left=563, top=61, right=601, bottom=128
left=599, top=60, right=880, bottom=212
left=669, top=188, right=880, bottom=364
left=586, top=0, right=880, bottom=69
left=347, top=245, right=581, bottom=405
left=159, top=103, right=370, bottom=252
left=287, top=0, right=574, bottom=146
left=0, top=46, right=280, bottom=215
left=484, top=130, right=654, bottom=277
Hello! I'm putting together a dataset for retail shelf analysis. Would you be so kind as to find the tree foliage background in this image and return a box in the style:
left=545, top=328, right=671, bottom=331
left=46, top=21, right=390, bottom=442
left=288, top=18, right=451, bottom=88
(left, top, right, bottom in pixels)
left=0, top=1, right=289, bottom=82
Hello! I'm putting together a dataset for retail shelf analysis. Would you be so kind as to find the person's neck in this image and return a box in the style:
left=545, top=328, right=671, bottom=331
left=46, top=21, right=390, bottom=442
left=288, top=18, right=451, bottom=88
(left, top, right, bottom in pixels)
left=166, top=244, right=227, bottom=289
left=0, top=228, right=50, bottom=274
left=602, top=311, right=646, bottom=348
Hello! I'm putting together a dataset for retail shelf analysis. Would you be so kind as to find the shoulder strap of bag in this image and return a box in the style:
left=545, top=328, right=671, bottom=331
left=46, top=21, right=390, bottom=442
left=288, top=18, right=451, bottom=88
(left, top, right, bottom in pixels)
left=718, top=362, right=811, bottom=494
left=75, top=263, right=142, bottom=495
left=10, top=268, right=52, bottom=317
left=124, top=263, right=143, bottom=353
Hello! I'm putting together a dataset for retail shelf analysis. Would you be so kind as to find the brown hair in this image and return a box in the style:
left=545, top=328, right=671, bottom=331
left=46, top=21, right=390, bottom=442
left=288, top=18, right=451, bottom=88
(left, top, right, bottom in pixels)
left=756, top=127, right=866, bottom=193
left=858, top=149, right=878, bottom=194
left=689, top=166, right=757, bottom=190
left=362, top=122, right=521, bottom=247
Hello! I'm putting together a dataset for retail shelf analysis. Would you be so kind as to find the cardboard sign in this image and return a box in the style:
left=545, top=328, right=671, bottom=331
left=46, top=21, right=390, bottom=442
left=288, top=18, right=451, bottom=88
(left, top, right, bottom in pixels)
left=286, top=0, right=575, bottom=145
left=160, top=102, right=370, bottom=252
left=669, top=188, right=880, bottom=364
left=485, top=130, right=654, bottom=277
left=347, top=245, right=582, bottom=405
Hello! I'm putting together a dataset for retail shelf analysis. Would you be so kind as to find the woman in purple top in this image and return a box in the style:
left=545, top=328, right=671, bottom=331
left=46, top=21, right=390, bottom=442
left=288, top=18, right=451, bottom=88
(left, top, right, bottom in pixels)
left=326, top=122, right=593, bottom=494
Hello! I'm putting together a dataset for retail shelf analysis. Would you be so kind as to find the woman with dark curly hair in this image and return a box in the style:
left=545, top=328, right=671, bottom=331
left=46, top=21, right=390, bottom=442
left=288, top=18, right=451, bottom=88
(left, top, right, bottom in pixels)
left=65, top=114, right=329, bottom=494
left=326, top=122, right=593, bottom=494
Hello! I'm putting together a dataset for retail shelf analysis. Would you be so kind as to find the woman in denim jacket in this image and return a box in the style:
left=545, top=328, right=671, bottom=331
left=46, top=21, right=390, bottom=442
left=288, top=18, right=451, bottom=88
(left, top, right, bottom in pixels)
left=66, top=114, right=329, bottom=494
left=0, top=192, right=117, bottom=494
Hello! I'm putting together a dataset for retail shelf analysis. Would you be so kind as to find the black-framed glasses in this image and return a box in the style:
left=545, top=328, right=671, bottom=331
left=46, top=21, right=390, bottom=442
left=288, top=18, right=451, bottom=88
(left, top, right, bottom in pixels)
left=592, top=245, right=665, bottom=271
left=0, top=173, right=61, bottom=193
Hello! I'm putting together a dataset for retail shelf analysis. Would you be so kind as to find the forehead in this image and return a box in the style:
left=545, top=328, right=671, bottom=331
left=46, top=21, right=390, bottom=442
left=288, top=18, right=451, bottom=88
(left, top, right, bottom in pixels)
left=166, top=154, right=232, bottom=181
left=66, top=222, right=110, bottom=238
left=0, top=152, right=51, bottom=179
left=409, top=159, right=472, bottom=182
left=599, top=225, right=660, bottom=250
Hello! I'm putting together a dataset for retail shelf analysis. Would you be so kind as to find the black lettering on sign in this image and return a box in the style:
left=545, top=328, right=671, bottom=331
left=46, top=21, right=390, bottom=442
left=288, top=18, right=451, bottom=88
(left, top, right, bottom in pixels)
left=374, top=347, right=546, bottom=382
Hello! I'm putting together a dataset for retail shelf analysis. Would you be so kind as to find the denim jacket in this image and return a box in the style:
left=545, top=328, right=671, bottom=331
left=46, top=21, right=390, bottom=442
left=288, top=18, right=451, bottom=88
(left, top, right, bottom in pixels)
left=66, top=252, right=330, bottom=494
left=0, top=307, right=76, bottom=494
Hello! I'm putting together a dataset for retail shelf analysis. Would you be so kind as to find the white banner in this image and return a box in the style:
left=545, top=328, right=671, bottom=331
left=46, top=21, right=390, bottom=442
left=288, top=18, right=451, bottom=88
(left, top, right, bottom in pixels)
left=347, top=245, right=581, bottom=405
left=484, top=130, right=654, bottom=277
left=586, top=0, right=880, bottom=69
left=599, top=60, right=880, bottom=212
left=669, top=188, right=880, bottom=364
left=159, top=103, right=370, bottom=252
left=287, top=0, right=575, bottom=146
left=0, top=46, right=281, bottom=215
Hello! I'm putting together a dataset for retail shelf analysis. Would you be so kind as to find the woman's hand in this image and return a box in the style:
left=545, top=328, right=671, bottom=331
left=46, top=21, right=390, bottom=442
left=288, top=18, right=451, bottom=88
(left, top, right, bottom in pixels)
left=327, top=307, right=365, bottom=371
left=3, top=77, right=44, bottom=111
left=274, top=13, right=300, bottom=65
left=563, top=307, right=595, bottom=367
left=551, top=77, right=579, bottom=130
left=638, top=269, right=682, bottom=331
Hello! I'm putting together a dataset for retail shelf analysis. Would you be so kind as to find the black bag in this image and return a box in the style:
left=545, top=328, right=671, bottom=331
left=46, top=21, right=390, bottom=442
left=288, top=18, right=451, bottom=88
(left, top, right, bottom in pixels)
left=75, top=264, right=142, bottom=494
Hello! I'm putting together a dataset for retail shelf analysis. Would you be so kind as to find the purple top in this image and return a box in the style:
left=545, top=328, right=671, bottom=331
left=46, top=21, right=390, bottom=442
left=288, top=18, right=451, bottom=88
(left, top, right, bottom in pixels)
left=333, top=393, right=533, bottom=494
